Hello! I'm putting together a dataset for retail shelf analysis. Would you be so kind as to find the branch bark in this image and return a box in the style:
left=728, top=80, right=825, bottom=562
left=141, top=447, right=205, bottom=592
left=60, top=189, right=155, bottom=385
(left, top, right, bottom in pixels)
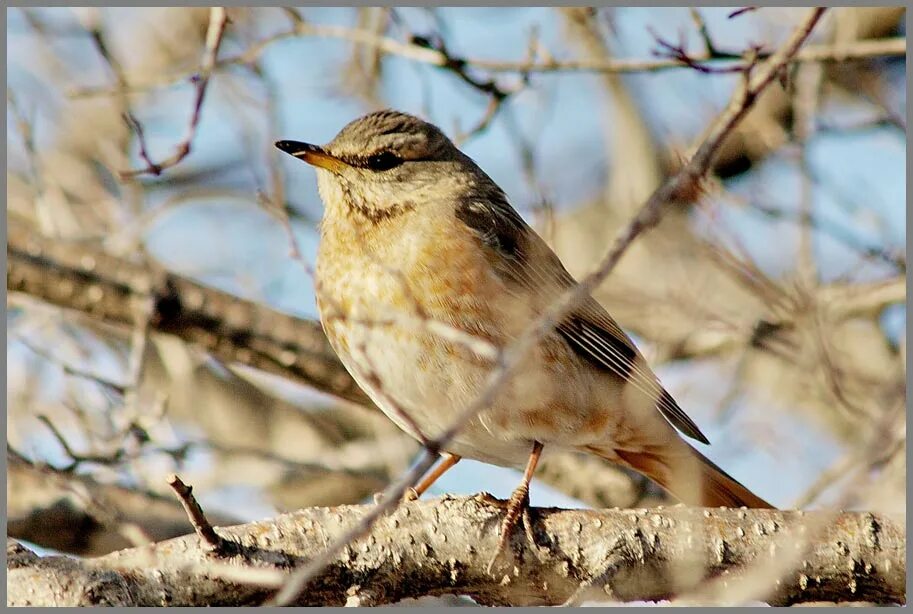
left=6, top=497, right=904, bottom=606
left=7, top=216, right=367, bottom=405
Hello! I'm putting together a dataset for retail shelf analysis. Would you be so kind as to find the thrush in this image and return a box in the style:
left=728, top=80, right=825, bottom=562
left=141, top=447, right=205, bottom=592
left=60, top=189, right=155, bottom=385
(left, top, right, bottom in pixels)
left=275, top=109, right=772, bottom=567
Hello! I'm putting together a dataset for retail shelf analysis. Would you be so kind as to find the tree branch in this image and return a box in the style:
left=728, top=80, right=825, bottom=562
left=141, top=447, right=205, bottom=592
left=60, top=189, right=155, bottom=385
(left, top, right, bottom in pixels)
left=6, top=497, right=904, bottom=606
left=7, top=217, right=368, bottom=405
left=70, top=32, right=904, bottom=100
left=119, top=7, right=229, bottom=177
left=218, top=19, right=904, bottom=76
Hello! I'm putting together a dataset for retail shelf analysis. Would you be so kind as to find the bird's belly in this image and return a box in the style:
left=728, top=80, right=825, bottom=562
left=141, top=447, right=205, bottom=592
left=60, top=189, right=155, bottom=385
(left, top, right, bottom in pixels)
left=324, top=314, right=623, bottom=468
left=315, top=229, right=627, bottom=466
left=324, top=319, right=519, bottom=463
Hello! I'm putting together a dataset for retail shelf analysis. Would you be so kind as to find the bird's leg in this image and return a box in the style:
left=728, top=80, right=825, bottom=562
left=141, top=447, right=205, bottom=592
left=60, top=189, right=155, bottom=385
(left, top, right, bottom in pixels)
left=487, top=441, right=543, bottom=573
left=403, top=453, right=461, bottom=501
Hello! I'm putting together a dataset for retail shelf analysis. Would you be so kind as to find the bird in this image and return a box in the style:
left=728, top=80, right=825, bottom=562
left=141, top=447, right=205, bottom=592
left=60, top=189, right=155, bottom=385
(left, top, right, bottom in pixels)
left=275, top=109, right=773, bottom=566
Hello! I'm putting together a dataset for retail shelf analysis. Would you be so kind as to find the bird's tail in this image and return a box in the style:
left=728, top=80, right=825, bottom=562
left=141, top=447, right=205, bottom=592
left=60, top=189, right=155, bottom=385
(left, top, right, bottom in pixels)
left=591, top=444, right=774, bottom=509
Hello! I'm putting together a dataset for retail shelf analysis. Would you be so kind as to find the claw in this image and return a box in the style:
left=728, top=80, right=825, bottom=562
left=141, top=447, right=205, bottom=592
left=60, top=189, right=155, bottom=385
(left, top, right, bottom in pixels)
left=487, top=483, right=531, bottom=574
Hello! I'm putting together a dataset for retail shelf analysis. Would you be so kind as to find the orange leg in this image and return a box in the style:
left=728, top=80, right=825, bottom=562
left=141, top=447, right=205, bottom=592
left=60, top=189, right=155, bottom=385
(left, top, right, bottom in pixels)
left=488, top=441, right=543, bottom=572
left=406, top=453, right=461, bottom=501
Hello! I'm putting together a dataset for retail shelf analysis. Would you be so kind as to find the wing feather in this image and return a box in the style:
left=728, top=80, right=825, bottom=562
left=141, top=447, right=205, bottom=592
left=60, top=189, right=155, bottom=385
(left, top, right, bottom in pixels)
left=455, top=193, right=710, bottom=444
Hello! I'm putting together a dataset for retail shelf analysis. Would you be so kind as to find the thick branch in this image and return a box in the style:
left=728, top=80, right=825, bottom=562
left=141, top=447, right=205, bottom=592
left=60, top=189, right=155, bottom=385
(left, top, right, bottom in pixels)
left=7, top=217, right=367, bottom=405
left=6, top=497, right=904, bottom=606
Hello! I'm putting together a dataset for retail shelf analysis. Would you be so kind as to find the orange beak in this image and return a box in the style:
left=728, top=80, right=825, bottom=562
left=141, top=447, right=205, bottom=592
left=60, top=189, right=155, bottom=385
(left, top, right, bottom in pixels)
left=274, top=140, right=349, bottom=174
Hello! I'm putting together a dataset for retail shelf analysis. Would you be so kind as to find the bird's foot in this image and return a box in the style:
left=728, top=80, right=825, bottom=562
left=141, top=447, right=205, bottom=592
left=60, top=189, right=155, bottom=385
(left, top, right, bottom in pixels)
left=486, top=483, right=537, bottom=574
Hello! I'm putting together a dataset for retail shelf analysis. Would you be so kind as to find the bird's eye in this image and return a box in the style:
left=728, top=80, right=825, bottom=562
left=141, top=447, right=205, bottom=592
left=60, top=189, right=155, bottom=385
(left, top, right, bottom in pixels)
left=365, top=151, right=403, bottom=171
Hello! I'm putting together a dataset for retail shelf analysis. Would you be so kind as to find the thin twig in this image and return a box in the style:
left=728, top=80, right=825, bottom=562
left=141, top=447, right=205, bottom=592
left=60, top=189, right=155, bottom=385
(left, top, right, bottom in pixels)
left=122, top=112, right=162, bottom=175
left=793, top=61, right=823, bottom=285
left=267, top=449, right=439, bottom=605
left=18, top=336, right=127, bottom=395
left=220, top=27, right=903, bottom=76
left=119, top=7, right=229, bottom=178
left=70, top=35, right=906, bottom=100
left=689, top=8, right=725, bottom=58
left=37, top=414, right=125, bottom=472
left=167, top=473, right=226, bottom=552
left=454, top=95, right=508, bottom=145
left=651, top=27, right=760, bottom=75
left=728, top=7, right=758, bottom=19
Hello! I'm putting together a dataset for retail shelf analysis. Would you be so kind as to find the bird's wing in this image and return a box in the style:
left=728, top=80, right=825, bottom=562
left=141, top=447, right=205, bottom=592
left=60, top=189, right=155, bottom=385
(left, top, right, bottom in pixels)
left=558, top=299, right=710, bottom=444
left=455, top=193, right=710, bottom=445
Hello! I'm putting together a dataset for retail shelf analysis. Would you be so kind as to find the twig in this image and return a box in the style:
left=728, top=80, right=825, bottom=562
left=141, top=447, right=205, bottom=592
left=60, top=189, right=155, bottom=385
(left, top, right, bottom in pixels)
left=728, top=7, right=758, bottom=19
left=122, top=112, right=162, bottom=175
left=689, top=8, right=724, bottom=58
left=122, top=287, right=155, bottom=425
left=740, top=197, right=904, bottom=270
left=37, top=414, right=125, bottom=472
left=454, top=95, right=507, bottom=145
left=119, top=7, right=229, bottom=178
left=649, top=23, right=760, bottom=75
left=18, top=336, right=128, bottom=395
left=408, top=33, right=514, bottom=99
left=167, top=473, right=226, bottom=552
left=404, top=32, right=517, bottom=145
left=71, top=35, right=906, bottom=100
left=268, top=7, right=828, bottom=606
left=220, top=26, right=902, bottom=76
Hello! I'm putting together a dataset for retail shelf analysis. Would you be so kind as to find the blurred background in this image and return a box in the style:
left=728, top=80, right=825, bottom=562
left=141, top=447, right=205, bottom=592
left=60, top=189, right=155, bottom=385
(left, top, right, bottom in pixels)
left=7, top=7, right=906, bottom=562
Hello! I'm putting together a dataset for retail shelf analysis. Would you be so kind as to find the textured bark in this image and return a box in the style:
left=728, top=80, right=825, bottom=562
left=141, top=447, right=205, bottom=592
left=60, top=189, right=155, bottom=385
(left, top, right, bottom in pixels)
left=6, top=497, right=905, bottom=606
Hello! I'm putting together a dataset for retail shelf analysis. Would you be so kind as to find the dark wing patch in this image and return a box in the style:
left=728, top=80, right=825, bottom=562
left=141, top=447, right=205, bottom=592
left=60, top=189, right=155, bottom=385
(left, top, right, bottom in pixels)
left=564, top=304, right=711, bottom=445
left=454, top=192, right=528, bottom=286
left=557, top=314, right=635, bottom=379
left=454, top=192, right=710, bottom=445
left=455, top=201, right=520, bottom=253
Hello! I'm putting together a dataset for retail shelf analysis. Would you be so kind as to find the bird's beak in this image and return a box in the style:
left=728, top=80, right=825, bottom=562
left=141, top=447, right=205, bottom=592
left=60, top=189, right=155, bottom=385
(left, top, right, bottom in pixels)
left=274, top=140, right=349, bottom=174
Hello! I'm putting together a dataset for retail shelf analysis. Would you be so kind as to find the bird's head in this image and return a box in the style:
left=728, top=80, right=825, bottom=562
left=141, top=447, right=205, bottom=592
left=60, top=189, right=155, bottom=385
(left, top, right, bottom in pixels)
left=276, top=110, right=494, bottom=223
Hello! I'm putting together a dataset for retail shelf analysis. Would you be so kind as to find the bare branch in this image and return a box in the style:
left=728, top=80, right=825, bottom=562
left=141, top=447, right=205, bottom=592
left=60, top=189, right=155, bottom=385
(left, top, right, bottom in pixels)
left=167, top=474, right=227, bottom=552
left=72, top=31, right=904, bottom=100
left=6, top=498, right=905, bottom=606
left=729, top=7, right=759, bottom=19
left=7, top=216, right=368, bottom=405
left=119, top=7, right=229, bottom=178
left=217, top=19, right=903, bottom=76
